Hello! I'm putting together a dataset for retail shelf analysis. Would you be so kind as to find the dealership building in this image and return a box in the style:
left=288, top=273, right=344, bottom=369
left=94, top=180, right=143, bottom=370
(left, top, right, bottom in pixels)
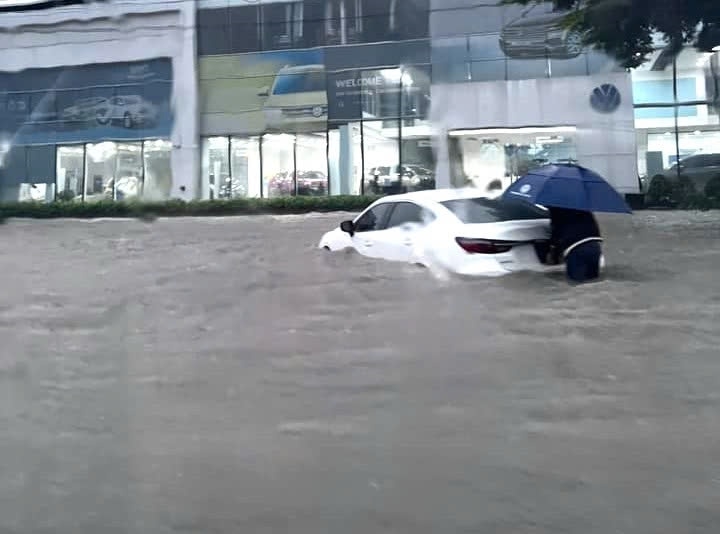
left=0, top=0, right=198, bottom=202
left=0, top=0, right=718, bottom=202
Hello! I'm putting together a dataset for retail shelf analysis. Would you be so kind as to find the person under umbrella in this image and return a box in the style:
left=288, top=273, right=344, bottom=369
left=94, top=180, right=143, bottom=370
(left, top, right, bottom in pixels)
left=546, top=207, right=603, bottom=283
left=501, top=163, right=632, bottom=284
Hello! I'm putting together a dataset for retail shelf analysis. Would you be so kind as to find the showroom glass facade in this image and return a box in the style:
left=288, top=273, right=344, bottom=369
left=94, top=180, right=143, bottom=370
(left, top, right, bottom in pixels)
left=631, top=46, right=720, bottom=194
left=0, top=58, right=175, bottom=202
left=200, top=63, right=434, bottom=198
left=0, top=140, right=172, bottom=202
left=198, top=0, right=435, bottom=198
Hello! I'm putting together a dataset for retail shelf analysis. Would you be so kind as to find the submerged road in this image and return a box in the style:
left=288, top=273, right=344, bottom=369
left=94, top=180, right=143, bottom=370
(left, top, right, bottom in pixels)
left=0, top=210, right=719, bottom=533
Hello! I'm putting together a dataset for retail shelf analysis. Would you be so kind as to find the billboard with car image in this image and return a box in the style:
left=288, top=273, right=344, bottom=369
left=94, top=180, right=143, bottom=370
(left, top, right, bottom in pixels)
left=0, top=57, right=173, bottom=145
left=200, top=48, right=328, bottom=135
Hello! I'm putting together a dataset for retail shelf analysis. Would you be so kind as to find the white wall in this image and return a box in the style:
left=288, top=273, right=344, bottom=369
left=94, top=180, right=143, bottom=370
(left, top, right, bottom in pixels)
left=431, top=72, right=640, bottom=194
left=0, top=0, right=200, bottom=200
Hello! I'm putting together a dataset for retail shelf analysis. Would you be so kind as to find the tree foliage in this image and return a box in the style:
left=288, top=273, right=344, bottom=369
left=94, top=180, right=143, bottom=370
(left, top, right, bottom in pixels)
left=501, top=0, right=720, bottom=68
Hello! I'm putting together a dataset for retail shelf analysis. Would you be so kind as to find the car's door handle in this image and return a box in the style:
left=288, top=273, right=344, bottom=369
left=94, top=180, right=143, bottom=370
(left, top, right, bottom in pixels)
left=403, top=239, right=413, bottom=247
left=362, top=241, right=373, bottom=247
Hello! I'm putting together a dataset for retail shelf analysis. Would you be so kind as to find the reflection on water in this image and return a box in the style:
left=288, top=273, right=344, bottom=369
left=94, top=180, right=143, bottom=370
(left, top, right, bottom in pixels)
left=0, top=210, right=719, bottom=533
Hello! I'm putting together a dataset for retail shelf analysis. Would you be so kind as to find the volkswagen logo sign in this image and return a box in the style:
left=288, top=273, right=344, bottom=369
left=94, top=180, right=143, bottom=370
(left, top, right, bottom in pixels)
left=312, top=106, right=324, bottom=118
left=519, top=184, right=532, bottom=193
left=590, top=83, right=621, bottom=113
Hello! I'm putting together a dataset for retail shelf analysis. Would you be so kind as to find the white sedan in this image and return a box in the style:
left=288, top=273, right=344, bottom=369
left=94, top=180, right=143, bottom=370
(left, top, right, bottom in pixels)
left=319, top=188, right=567, bottom=277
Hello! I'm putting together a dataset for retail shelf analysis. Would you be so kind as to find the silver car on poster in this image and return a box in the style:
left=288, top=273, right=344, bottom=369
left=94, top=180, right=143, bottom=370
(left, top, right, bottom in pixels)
left=60, top=97, right=109, bottom=125
left=95, top=95, right=159, bottom=129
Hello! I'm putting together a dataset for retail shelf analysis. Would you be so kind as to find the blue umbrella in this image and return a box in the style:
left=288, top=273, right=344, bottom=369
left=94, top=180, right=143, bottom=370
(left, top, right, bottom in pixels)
left=501, top=163, right=632, bottom=214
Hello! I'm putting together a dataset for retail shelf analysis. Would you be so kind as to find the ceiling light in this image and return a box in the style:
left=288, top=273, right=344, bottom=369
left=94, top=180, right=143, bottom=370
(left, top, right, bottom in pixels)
left=449, top=126, right=576, bottom=136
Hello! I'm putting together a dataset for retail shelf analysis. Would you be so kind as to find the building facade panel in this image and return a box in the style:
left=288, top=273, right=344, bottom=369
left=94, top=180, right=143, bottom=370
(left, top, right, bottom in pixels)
left=1, top=0, right=716, bottom=203
left=0, top=0, right=199, bottom=202
left=197, top=0, right=435, bottom=200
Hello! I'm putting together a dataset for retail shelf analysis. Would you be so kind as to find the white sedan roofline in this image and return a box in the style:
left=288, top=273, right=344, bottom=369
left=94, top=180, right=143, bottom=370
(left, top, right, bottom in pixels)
left=371, top=187, right=494, bottom=204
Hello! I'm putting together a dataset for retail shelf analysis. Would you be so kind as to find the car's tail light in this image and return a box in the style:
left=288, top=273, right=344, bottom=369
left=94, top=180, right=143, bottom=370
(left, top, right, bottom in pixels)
left=455, top=237, right=514, bottom=254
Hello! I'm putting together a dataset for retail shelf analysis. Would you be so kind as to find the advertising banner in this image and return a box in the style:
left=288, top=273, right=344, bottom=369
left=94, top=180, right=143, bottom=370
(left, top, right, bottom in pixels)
left=324, top=40, right=431, bottom=123
left=199, top=40, right=431, bottom=135
left=200, top=48, right=327, bottom=136
left=326, top=70, right=385, bottom=122
left=0, top=58, right=173, bottom=146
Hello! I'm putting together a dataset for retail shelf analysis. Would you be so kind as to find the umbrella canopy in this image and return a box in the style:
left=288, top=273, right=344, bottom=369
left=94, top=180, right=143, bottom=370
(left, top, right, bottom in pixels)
left=501, top=164, right=632, bottom=214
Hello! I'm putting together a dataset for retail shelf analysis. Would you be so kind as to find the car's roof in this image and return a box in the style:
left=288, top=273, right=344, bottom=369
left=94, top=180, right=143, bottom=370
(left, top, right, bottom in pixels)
left=277, top=64, right=325, bottom=73
left=375, top=188, right=498, bottom=205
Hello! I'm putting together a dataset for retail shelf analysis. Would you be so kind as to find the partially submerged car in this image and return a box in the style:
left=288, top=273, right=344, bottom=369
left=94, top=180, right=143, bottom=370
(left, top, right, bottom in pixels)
left=319, top=188, right=565, bottom=277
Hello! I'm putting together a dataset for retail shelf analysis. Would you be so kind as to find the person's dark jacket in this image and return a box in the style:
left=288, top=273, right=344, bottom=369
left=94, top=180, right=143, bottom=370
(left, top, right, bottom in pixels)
left=548, top=207, right=602, bottom=263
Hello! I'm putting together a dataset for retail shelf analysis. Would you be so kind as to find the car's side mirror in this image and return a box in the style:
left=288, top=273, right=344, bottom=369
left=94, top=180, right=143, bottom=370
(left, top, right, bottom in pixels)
left=340, top=220, right=355, bottom=236
left=257, top=86, right=270, bottom=97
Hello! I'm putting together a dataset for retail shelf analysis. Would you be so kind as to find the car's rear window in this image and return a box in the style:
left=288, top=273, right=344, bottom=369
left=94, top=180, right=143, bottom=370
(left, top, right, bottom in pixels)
left=440, top=197, right=549, bottom=224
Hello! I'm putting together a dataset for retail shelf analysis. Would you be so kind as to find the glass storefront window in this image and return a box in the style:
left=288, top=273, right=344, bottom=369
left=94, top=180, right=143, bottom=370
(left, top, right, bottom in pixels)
left=328, top=123, right=363, bottom=195
left=362, top=119, right=401, bottom=194
left=401, top=137, right=436, bottom=191
left=398, top=65, right=435, bottom=192
left=448, top=126, right=578, bottom=192
left=143, top=139, right=172, bottom=201
left=113, top=142, right=143, bottom=201
left=295, top=132, right=328, bottom=196
left=639, top=127, right=720, bottom=196
left=17, top=183, right=49, bottom=202
left=56, top=145, right=84, bottom=201
left=323, top=0, right=363, bottom=45
left=633, top=46, right=720, bottom=198
left=85, top=142, right=117, bottom=202
left=231, top=137, right=261, bottom=198
left=262, top=1, right=304, bottom=50
left=549, top=54, right=589, bottom=78
left=0, top=145, right=24, bottom=202
left=23, top=145, right=56, bottom=203
left=202, top=137, right=230, bottom=200
left=677, top=129, right=720, bottom=196
left=431, top=37, right=470, bottom=84
left=361, top=68, right=401, bottom=120
left=262, top=133, right=295, bottom=197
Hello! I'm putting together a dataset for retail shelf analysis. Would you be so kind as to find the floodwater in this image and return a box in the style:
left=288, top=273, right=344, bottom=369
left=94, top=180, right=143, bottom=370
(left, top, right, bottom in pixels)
left=0, top=210, right=719, bottom=534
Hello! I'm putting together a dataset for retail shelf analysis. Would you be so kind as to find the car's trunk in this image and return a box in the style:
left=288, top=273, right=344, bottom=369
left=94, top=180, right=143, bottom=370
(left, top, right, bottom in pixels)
left=453, top=220, right=552, bottom=264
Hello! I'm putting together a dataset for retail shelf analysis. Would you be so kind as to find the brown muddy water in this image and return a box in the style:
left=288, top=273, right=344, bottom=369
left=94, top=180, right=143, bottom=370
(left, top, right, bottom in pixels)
left=0, top=210, right=719, bottom=534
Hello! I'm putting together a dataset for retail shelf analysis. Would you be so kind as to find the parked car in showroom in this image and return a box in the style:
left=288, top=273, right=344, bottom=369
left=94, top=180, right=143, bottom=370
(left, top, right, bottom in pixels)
left=646, top=153, right=720, bottom=204
left=364, top=165, right=434, bottom=194
left=318, top=188, right=575, bottom=277
left=268, top=170, right=327, bottom=196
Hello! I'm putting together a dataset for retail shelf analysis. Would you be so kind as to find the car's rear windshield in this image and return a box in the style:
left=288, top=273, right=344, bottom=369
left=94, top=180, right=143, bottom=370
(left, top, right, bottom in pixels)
left=440, top=197, right=549, bottom=224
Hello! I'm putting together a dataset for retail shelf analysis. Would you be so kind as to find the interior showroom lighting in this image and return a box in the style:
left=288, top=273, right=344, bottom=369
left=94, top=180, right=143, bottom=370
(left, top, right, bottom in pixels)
left=449, top=126, right=577, bottom=136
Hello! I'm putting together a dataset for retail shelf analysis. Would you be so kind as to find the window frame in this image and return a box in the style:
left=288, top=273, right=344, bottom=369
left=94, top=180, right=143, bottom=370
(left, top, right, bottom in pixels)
left=353, top=201, right=394, bottom=232
left=384, top=200, right=435, bottom=229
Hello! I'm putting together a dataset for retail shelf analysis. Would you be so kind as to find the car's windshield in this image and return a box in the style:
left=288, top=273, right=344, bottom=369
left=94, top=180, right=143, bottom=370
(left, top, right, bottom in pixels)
left=272, top=71, right=326, bottom=95
left=440, top=197, right=549, bottom=224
